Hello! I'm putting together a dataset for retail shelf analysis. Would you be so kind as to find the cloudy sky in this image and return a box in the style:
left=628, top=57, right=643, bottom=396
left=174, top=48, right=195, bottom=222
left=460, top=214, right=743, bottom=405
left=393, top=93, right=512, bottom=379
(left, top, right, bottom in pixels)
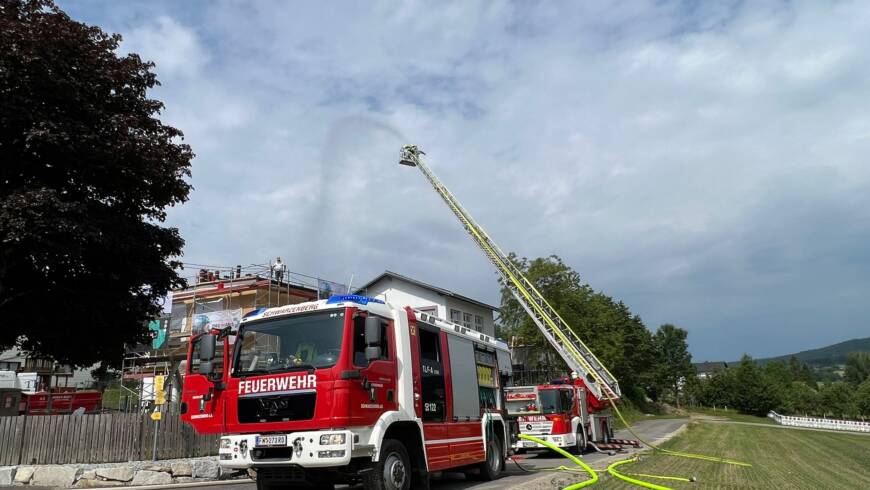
left=62, top=1, right=870, bottom=361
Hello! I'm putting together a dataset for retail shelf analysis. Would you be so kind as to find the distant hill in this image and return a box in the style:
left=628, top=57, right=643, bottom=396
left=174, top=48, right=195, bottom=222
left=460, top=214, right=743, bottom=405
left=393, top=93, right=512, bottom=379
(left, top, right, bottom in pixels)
left=695, top=336, right=870, bottom=373
left=756, top=337, right=870, bottom=367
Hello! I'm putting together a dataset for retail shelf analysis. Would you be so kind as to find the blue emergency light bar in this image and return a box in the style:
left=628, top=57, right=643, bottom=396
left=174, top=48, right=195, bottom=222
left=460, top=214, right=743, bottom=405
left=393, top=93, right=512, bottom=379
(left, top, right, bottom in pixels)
left=243, top=307, right=267, bottom=319
left=326, top=294, right=385, bottom=305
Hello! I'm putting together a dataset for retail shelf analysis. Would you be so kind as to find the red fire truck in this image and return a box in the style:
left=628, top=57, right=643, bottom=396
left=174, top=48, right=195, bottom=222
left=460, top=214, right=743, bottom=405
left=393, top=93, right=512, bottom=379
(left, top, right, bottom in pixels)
left=506, top=379, right=614, bottom=454
left=181, top=295, right=514, bottom=490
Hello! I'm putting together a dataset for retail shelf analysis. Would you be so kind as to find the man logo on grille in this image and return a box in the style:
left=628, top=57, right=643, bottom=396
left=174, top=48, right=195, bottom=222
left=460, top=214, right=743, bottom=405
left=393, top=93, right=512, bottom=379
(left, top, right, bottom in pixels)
left=259, top=398, right=289, bottom=417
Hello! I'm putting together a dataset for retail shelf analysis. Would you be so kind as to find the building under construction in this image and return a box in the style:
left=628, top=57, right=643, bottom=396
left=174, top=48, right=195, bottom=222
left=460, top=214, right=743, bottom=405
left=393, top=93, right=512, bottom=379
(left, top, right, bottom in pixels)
left=120, top=262, right=332, bottom=408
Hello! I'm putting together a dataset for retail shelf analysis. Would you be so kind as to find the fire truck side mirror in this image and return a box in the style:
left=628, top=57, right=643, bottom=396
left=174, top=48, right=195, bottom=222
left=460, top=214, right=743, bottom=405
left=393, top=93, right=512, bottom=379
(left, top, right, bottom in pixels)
left=364, top=317, right=382, bottom=361
left=199, top=360, right=214, bottom=375
left=199, top=334, right=217, bottom=361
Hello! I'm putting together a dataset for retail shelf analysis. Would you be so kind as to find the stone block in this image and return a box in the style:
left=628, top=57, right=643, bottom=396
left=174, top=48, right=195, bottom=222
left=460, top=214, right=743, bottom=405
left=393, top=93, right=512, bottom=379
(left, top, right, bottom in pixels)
left=14, top=466, right=35, bottom=484
left=170, top=461, right=192, bottom=477
left=32, top=466, right=79, bottom=488
left=0, top=467, right=15, bottom=486
left=191, top=459, right=219, bottom=479
left=131, top=470, right=172, bottom=486
left=74, top=478, right=124, bottom=488
left=174, top=476, right=201, bottom=483
left=95, top=467, right=134, bottom=482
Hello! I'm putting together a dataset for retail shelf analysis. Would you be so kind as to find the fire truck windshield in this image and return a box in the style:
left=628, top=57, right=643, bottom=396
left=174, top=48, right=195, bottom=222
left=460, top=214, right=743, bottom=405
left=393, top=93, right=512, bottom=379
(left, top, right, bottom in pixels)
left=538, top=389, right=571, bottom=415
left=233, top=311, right=345, bottom=376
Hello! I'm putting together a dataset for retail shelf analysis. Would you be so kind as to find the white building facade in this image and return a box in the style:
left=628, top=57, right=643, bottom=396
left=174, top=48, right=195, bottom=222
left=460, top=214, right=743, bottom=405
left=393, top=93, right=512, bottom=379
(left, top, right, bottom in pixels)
left=357, top=271, right=498, bottom=338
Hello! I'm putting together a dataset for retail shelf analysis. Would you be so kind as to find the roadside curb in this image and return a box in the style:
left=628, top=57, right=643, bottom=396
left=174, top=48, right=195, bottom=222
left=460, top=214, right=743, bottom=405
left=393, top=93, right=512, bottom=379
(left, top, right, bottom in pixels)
left=510, top=419, right=689, bottom=490
left=123, top=479, right=247, bottom=490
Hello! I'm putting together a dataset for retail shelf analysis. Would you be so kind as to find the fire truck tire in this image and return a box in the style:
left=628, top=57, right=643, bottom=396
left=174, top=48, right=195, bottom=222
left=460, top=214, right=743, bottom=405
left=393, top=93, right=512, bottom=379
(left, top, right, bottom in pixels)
left=471, top=438, right=503, bottom=481
left=364, top=439, right=411, bottom=490
left=255, top=479, right=277, bottom=490
left=572, top=426, right=587, bottom=455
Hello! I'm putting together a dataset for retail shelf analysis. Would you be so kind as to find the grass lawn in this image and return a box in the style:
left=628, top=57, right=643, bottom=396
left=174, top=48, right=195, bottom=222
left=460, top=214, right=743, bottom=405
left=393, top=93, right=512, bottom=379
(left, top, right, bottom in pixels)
left=612, top=403, right=685, bottom=429
left=594, top=420, right=870, bottom=489
left=688, top=407, right=776, bottom=424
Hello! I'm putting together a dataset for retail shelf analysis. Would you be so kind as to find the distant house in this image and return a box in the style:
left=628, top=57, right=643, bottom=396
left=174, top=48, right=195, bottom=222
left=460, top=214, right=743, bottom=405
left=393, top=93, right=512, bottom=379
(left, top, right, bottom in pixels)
left=356, top=271, right=498, bottom=338
left=0, top=348, right=93, bottom=390
left=695, top=361, right=729, bottom=379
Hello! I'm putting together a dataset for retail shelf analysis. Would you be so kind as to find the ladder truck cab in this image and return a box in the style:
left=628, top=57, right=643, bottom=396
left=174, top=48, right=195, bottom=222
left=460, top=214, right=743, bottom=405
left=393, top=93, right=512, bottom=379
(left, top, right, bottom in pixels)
left=180, top=295, right=513, bottom=490
left=505, top=378, right=614, bottom=455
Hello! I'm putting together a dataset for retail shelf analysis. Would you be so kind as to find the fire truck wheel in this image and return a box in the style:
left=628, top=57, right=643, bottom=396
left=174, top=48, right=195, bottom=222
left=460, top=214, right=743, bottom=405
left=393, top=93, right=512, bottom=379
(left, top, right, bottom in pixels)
left=472, top=438, right=503, bottom=481
left=255, top=479, right=277, bottom=490
left=364, top=439, right=411, bottom=490
left=572, top=427, right=587, bottom=455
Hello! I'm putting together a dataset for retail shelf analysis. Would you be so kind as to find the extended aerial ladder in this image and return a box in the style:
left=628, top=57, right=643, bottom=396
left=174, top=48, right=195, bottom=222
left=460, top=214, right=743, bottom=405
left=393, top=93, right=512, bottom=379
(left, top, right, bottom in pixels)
left=398, top=145, right=621, bottom=404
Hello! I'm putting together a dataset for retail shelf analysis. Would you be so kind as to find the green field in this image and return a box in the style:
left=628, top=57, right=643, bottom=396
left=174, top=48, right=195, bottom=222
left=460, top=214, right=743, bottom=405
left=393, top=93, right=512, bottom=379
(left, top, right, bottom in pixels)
left=687, top=407, right=776, bottom=425
left=594, top=420, right=870, bottom=489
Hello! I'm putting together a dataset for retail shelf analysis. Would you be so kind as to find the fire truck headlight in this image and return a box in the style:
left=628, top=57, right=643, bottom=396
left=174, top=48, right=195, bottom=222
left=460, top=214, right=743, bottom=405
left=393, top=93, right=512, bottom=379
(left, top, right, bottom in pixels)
left=318, top=450, right=346, bottom=458
left=220, top=438, right=232, bottom=449
left=319, top=433, right=346, bottom=445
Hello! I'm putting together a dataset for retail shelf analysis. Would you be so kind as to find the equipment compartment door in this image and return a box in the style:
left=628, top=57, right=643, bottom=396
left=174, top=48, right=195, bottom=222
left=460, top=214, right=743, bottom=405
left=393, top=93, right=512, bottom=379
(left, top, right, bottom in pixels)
left=416, top=325, right=451, bottom=470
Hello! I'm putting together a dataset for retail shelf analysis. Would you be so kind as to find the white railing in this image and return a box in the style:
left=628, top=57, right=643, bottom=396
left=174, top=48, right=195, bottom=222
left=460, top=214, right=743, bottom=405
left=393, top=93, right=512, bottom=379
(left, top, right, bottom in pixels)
left=768, top=411, right=870, bottom=433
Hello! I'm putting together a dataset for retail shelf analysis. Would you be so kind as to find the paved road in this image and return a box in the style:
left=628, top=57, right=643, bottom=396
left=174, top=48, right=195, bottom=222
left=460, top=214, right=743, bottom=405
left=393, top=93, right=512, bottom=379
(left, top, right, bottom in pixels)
left=163, top=418, right=686, bottom=490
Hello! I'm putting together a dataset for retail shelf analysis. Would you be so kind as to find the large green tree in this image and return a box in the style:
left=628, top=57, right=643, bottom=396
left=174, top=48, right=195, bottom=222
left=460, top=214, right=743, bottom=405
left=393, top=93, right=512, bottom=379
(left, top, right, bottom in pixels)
left=781, top=381, right=820, bottom=416
left=857, top=379, right=870, bottom=420
left=498, top=254, right=655, bottom=397
left=820, top=381, right=858, bottom=419
left=844, top=352, right=870, bottom=386
left=652, top=324, right=695, bottom=407
left=733, top=355, right=782, bottom=416
left=0, top=0, right=192, bottom=366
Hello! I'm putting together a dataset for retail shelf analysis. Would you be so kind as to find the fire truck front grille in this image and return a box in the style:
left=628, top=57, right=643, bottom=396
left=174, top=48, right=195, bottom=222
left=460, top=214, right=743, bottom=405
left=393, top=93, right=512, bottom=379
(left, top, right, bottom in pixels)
left=256, top=465, right=306, bottom=482
left=251, top=447, right=294, bottom=462
left=238, top=392, right=316, bottom=423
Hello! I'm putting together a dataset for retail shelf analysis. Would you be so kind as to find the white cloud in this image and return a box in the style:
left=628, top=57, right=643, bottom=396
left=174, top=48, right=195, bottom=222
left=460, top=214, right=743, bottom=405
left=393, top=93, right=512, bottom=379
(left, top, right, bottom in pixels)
left=63, top=0, right=870, bottom=360
left=122, top=17, right=209, bottom=79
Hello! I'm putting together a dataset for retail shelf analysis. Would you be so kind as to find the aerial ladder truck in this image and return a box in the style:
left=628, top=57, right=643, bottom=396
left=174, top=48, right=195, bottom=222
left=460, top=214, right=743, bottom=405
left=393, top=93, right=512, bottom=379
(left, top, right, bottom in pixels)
left=399, top=145, right=637, bottom=452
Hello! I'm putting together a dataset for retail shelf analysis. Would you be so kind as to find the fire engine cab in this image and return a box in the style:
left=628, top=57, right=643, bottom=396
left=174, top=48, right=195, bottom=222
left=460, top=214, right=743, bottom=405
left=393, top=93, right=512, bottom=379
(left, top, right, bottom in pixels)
left=181, top=295, right=513, bottom=490
left=506, top=378, right=613, bottom=454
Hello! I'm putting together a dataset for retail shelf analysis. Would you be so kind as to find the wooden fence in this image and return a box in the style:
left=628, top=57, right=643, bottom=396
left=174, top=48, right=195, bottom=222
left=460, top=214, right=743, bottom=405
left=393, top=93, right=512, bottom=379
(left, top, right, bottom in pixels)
left=0, top=406, right=218, bottom=466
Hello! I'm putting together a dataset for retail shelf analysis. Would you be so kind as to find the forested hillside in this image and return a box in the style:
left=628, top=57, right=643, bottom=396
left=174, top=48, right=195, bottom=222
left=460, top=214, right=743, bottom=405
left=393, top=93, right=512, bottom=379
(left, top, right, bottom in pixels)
left=757, top=337, right=870, bottom=366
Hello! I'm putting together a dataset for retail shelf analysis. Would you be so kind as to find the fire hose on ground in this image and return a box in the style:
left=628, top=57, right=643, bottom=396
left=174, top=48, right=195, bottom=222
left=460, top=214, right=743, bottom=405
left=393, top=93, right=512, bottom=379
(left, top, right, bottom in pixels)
left=515, top=428, right=735, bottom=490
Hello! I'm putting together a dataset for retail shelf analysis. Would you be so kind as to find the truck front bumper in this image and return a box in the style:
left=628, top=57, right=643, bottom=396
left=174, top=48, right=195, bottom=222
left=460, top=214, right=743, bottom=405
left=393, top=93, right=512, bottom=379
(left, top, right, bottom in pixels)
left=218, top=430, right=354, bottom=469
left=514, top=433, right=576, bottom=450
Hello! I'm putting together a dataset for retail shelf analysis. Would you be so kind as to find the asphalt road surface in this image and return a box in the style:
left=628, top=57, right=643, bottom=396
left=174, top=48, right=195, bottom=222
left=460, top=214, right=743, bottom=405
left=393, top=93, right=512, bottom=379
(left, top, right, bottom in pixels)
left=169, top=418, right=687, bottom=490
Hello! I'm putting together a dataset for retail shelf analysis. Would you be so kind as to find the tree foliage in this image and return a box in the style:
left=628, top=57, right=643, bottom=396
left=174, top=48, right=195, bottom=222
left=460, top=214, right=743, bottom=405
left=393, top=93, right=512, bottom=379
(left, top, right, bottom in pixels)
left=820, top=381, right=859, bottom=419
left=498, top=254, right=655, bottom=397
left=652, top=324, right=695, bottom=407
left=844, top=352, right=870, bottom=386
left=781, top=382, right=820, bottom=416
left=692, top=354, right=870, bottom=420
left=0, top=0, right=192, bottom=366
left=732, top=355, right=783, bottom=416
left=857, top=379, right=870, bottom=418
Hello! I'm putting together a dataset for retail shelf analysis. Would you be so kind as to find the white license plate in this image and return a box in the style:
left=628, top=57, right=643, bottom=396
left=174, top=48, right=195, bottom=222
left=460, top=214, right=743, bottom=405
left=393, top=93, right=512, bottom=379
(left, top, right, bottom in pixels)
left=256, top=435, right=287, bottom=447
left=523, top=441, right=537, bottom=447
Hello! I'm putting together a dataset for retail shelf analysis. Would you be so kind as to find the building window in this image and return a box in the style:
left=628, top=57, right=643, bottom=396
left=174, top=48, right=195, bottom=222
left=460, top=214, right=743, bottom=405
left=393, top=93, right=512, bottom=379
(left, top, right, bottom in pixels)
left=418, top=306, right=438, bottom=318
left=474, top=315, right=483, bottom=332
left=0, top=361, right=20, bottom=371
left=450, top=309, right=462, bottom=323
left=463, top=312, right=472, bottom=329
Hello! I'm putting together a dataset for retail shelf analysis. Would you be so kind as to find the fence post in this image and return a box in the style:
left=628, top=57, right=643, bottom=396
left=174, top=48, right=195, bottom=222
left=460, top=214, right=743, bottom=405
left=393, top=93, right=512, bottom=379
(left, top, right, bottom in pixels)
left=17, top=398, right=30, bottom=465
left=151, top=408, right=160, bottom=461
